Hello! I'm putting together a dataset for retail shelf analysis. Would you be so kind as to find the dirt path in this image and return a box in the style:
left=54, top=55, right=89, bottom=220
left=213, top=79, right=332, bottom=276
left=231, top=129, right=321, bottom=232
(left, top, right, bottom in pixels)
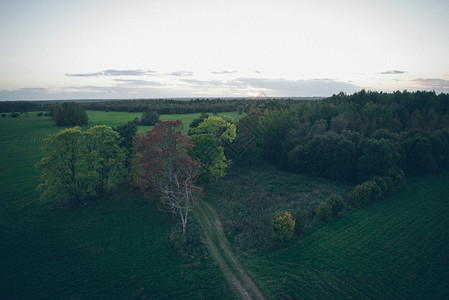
left=195, top=200, right=266, bottom=300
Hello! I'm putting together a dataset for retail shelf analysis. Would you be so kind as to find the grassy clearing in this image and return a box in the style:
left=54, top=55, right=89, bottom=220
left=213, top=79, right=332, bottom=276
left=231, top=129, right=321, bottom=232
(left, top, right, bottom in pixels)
left=0, top=113, right=231, bottom=299
left=206, top=162, right=351, bottom=251
left=235, top=171, right=449, bottom=299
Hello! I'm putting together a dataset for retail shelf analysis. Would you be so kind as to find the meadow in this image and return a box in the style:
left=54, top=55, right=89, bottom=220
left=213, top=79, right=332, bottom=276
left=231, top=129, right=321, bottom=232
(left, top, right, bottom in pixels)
left=1, top=111, right=448, bottom=298
left=0, top=112, right=233, bottom=299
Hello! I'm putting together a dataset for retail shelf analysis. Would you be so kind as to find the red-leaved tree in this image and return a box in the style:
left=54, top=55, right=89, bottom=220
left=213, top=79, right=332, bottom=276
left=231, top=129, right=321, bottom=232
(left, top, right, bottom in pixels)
left=135, top=120, right=202, bottom=234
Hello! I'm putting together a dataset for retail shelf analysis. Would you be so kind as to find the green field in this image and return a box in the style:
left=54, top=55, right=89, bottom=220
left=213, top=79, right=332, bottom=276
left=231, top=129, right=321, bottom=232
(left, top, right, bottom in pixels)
left=0, top=112, right=232, bottom=299
left=233, top=172, right=449, bottom=298
left=1, top=111, right=449, bottom=298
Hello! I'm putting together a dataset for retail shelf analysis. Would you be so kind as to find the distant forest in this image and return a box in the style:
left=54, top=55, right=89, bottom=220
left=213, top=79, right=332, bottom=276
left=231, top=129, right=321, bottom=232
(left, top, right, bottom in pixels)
left=0, top=97, right=317, bottom=114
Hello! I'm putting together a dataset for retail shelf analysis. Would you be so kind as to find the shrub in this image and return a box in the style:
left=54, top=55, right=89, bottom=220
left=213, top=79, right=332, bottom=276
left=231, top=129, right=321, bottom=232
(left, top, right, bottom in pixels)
left=272, top=211, right=295, bottom=241
left=316, top=194, right=345, bottom=222
left=348, top=180, right=381, bottom=206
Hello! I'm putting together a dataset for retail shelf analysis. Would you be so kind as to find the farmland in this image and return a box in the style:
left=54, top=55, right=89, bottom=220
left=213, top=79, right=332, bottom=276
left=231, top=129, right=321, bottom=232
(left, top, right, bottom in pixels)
left=1, top=110, right=449, bottom=298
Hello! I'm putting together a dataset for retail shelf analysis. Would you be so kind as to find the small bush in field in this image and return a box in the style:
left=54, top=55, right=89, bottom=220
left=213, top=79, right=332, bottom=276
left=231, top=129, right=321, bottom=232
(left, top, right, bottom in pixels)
left=316, top=194, right=345, bottom=222
left=272, top=211, right=295, bottom=241
left=349, top=180, right=381, bottom=206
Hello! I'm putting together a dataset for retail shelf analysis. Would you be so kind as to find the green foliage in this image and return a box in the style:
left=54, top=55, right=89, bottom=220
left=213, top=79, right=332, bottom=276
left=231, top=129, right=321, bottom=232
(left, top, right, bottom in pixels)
left=84, top=125, right=127, bottom=196
left=316, top=194, right=345, bottom=222
left=237, top=105, right=244, bottom=115
left=348, top=180, right=382, bottom=206
left=357, top=138, right=400, bottom=181
left=189, top=116, right=236, bottom=144
left=36, top=126, right=126, bottom=206
left=272, top=211, right=295, bottom=241
left=189, top=134, right=229, bottom=181
left=188, top=112, right=210, bottom=134
left=114, top=121, right=138, bottom=166
left=139, top=108, right=160, bottom=125
left=53, top=102, right=88, bottom=126
left=188, top=116, right=236, bottom=179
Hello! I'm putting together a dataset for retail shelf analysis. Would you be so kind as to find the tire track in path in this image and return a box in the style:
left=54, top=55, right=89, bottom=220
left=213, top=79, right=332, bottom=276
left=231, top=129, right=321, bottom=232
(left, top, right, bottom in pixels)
left=195, top=200, right=266, bottom=300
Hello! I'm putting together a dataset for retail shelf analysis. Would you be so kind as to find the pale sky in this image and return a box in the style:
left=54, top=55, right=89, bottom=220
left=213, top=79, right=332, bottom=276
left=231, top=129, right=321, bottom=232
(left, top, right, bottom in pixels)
left=1, top=0, right=448, bottom=100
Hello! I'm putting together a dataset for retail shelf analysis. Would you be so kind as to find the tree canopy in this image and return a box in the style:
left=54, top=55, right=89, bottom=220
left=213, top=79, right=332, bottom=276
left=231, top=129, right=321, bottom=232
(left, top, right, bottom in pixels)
left=135, top=120, right=202, bottom=234
left=53, top=102, right=88, bottom=126
left=36, top=126, right=126, bottom=206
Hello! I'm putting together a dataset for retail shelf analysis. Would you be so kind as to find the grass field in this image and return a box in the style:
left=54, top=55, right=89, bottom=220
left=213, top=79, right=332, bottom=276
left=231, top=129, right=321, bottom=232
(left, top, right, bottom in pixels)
left=233, top=172, right=449, bottom=298
left=1, top=111, right=449, bottom=298
left=0, top=112, right=232, bottom=299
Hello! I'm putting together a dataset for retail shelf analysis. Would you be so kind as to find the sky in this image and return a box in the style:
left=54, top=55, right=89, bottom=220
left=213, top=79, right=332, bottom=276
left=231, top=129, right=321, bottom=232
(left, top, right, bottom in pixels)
left=1, top=0, right=448, bottom=100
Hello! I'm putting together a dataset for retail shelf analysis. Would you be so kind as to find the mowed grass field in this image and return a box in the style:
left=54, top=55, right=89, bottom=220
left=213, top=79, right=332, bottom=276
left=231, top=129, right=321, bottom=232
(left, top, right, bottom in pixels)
left=235, top=172, right=449, bottom=298
left=0, top=111, right=235, bottom=299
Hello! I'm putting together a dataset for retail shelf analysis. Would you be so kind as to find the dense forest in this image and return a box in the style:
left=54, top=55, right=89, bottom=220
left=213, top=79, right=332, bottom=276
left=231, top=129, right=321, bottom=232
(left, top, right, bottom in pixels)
left=0, top=97, right=318, bottom=115
left=233, top=90, right=449, bottom=208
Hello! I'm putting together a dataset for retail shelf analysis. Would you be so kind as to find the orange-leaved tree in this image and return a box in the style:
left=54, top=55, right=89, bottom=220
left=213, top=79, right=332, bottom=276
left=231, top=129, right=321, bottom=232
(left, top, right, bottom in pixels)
left=135, top=120, right=202, bottom=235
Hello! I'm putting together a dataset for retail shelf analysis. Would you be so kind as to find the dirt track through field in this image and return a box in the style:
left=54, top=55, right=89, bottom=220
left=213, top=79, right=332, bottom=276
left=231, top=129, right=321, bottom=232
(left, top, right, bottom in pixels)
left=195, top=200, right=266, bottom=300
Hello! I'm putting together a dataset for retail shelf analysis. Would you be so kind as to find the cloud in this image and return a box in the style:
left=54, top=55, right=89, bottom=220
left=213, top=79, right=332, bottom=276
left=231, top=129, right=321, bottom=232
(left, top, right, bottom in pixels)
left=65, top=72, right=104, bottom=77
left=236, top=78, right=360, bottom=97
left=113, top=79, right=163, bottom=86
left=380, top=70, right=405, bottom=75
left=412, top=78, right=449, bottom=87
left=211, top=70, right=238, bottom=75
left=169, top=71, right=194, bottom=77
left=0, top=87, right=50, bottom=100
left=66, top=69, right=156, bottom=77
left=255, top=70, right=261, bottom=74
left=411, top=78, right=449, bottom=93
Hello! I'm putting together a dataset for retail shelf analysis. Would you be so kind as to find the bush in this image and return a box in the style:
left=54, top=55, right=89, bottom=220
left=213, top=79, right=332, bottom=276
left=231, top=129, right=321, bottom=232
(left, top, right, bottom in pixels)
left=316, top=194, right=345, bottom=222
left=272, top=211, right=295, bottom=241
left=348, top=180, right=382, bottom=206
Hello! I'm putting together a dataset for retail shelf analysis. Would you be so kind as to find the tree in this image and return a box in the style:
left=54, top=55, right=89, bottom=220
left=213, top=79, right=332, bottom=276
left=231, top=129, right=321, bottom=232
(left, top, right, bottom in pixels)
left=53, top=102, right=88, bottom=126
left=237, top=105, right=244, bottom=115
left=84, top=125, right=127, bottom=197
left=36, top=126, right=126, bottom=206
left=135, top=120, right=202, bottom=235
left=139, top=108, right=160, bottom=126
left=188, top=116, right=236, bottom=179
left=36, top=127, right=93, bottom=206
left=114, top=121, right=138, bottom=166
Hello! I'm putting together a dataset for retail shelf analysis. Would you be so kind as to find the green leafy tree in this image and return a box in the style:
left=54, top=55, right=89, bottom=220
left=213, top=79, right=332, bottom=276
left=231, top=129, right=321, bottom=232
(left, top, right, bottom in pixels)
left=139, top=108, right=160, bottom=126
left=237, top=105, right=244, bottom=115
left=36, top=127, right=93, bottom=206
left=114, top=121, right=138, bottom=166
left=53, top=102, right=88, bottom=126
left=188, top=112, right=210, bottom=135
left=85, top=125, right=127, bottom=197
left=36, top=126, right=126, bottom=206
left=188, top=116, right=236, bottom=179
left=189, top=134, right=228, bottom=181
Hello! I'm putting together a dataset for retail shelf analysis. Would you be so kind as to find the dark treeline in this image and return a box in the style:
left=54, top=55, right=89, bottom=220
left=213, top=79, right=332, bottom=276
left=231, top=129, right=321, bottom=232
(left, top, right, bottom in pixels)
left=0, top=98, right=315, bottom=114
left=242, top=90, right=449, bottom=185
